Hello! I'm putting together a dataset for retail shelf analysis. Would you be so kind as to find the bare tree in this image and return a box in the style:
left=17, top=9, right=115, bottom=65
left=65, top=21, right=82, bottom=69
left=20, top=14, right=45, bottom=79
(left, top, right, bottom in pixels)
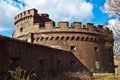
left=104, top=0, right=120, bottom=54
left=104, top=0, right=120, bottom=17
left=110, top=22, right=120, bottom=54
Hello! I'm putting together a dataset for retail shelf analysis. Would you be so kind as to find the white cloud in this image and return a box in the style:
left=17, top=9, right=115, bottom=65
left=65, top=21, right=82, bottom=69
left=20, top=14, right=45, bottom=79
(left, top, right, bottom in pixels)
left=0, top=0, right=24, bottom=31
left=0, top=0, right=93, bottom=33
left=23, top=0, right=93, bottom=22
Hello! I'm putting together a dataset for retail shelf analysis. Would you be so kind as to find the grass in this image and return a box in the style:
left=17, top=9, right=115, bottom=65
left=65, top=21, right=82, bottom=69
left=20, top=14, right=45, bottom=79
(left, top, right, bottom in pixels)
left=93, top=73, right=120, bottom=80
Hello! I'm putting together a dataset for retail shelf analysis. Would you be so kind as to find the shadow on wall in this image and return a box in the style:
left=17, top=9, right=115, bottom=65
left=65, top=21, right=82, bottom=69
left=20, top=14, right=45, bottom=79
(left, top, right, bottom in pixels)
left=0, top=35, right=93, bottom=80
left=29, top=52, right=93, bottom=80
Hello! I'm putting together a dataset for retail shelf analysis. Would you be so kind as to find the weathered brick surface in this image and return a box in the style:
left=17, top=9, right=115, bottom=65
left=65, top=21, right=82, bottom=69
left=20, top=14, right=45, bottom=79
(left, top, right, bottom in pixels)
left=0, top=35, right=94, bottom=80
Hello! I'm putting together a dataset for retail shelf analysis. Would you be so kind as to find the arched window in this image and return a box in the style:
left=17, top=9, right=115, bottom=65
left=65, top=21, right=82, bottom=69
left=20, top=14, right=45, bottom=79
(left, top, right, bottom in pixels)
left=98, top=38, right=101, bottom=41
left=36, top=37, right=39, bottom=42
left=50, top=37, right=54, bottom=40
left=28, top=10, right=30, bottom=14
left=56, top=36, right=59, bottom=40
left=66, top=36, right=70, bottom=40
left=41, top=37, right=44, bottom=41
left=94, top=38, right=97, bottom=41
left=90, top=37, right=93, bottom=41
left=61, top=36, right=65, bottom=40
left=76, top=37, right=80, bottom=41
left=85, top=37, right=89, bottom=41
left=81, top=37, right=84, bottom=41
left=71, top=36, right=75, bottom=40
left=46, top=37, right=49, bottom=40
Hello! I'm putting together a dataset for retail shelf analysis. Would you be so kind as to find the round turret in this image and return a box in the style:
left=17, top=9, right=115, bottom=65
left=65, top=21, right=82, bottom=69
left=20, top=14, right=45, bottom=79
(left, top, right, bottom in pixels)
left=13, top=8, right=114, bottom=73
left=13, top=8, right=52, bottom=38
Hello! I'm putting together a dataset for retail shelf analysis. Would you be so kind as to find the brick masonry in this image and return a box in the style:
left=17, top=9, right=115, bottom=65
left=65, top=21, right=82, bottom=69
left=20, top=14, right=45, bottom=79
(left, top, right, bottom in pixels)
left=0, top=8, right=115, bottom=77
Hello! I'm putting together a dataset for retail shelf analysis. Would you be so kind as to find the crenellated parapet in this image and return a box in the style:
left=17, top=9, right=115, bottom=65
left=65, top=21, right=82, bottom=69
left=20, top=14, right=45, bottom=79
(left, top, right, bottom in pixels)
left=14, top=8, right=38, bottom=24
left=37, top=21, right=112, bottom=35
left=14, top=8, right=51, bottom=25
left=13, top=8, right=113, bottom=42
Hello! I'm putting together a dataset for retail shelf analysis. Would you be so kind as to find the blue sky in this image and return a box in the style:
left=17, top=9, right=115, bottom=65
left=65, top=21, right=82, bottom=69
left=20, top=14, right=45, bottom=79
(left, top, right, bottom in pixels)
left=0, top=0, right=114, bottom=37
left=90, top=0, right=108, bottom=24
left=87, top=0, right=112, bottom=24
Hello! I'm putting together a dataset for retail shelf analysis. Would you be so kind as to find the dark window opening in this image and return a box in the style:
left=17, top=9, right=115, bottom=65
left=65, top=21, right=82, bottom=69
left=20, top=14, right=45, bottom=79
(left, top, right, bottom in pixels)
left=46, top=37, right=49, bottom=40
left=9, top=57, right=21, bottom=69
left=81, top=37, right=84, bottom=41
left=76, top=37, right=80, bottom=41
left=66, top=36, right=70, bottom=40
left=98, top=38, right=101, bottom=41
left=71, top=46, right=76, bottom=51
left=90, top=37, right=93, bottom=41
left=94, top=47, right=99, bottom=52
left=39, top=59, right=45, bottom=65
left=61, top=36, right=65, bottom=40
left=28, top=10, right=30, bottom=14
left=71, top=36, right=75, bottom=40
left=20, top=27, right=23, bottom=32
left=94, top=38, right=97, bottom=41
left=56, top=36, right=59, bottom=40
left=41, top=37, right=44, bottom=41
left=36, top=38, right=39, bottom=41
left=50, top=37, right=54, bottom=40
left=85, top=37, right=89, bottom=41
left=71, top=61, right=76, bottom=66
left=57, top=60, right=62, bottom=66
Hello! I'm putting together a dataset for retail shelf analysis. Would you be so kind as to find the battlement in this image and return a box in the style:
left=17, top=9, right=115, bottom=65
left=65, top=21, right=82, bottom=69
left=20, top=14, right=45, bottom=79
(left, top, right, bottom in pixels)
left=39, top=13, right=49, bottom=18
left=41, top=21, right=112, bottom=34
left=14, top=8, right=37, bottom=22
left=14, top=8, right=50, bottom=25
left=13, top=8, right=113, bottom=38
